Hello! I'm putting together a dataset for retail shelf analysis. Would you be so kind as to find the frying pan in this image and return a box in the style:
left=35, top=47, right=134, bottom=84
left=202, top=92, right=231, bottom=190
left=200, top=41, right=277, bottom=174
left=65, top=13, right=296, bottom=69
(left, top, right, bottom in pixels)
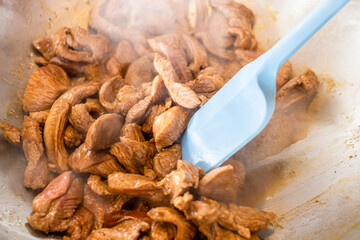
left=0, top=0, right=359, bottom=239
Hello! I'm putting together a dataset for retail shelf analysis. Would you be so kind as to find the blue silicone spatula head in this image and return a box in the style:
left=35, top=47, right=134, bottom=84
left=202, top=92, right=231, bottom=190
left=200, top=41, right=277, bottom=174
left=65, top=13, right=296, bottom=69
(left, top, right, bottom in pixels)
left=182, top=0, right=350, bottom=172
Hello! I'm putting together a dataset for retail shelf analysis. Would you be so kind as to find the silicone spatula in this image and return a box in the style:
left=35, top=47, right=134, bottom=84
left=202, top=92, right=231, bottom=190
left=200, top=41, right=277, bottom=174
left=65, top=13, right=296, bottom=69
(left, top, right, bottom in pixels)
left=181, top=0, right=350, bottom=172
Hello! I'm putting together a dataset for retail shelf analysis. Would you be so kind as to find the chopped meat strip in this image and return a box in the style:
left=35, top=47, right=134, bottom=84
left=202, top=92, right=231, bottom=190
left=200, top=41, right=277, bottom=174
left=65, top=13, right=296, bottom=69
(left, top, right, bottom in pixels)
left=149, top=222, right=176, bottom=240
left=87, top=174, right=115, bottom=199
left=181, top=33, right=208, bottom=76
left=98, top=76, right=124, bottom=113
left=69, top=143, right=125, bottom=177
left=159, top=160, right=200, bottom=200
left=125, top=54, right=156, bottom=87
left=21, top=116, right=53, bottom=190
left=153, top=106, right=190, bottom=151
left=120, top=123, right=146, bottom=142
left=69, top=104, right=96, bottom=133
left=23, top=64, right=71, bottom=112
left=110, top=137, right=156, bottom=174
left=33, top=37, right=54, bottom=60
left=108, top=172, right=166, bottom=203
left=153, top=144, right=182, bottom=179
left=113, top=40, right=139, bottom=76
left=87, top=219, right=150, bottom=240
left=199, top=222, right=246, bottom=240
left=187, top=67, right=225, bottom=93
left=276, top=61, right=292, bottom=90
left=29, top=110, right=49, bottom=125
left=148, top=207, right=197, bottom=240
left=0, top=122, right=21, bottom=144
left=115, top=85, right=145, bottom=116
left=85, top=114, right=124, bottom=150
left=198, top=160, right=245, bottom=202
left=27, top=177, right=83, bottom=234
left=65, top=206, right=95, bottom=240
left=142, top=104, right=169, bottom=137
left=64, top=125, right=85, bottom=149
left=125, top=96, right=152, bottom=124
left=154, top=54, right=201, bottom=109
left=104, top=209, right=151, bottom=229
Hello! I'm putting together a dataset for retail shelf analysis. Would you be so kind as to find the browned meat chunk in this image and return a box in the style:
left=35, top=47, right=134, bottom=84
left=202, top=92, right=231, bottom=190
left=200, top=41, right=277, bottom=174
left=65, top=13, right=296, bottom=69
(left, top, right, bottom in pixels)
left=99, top=76, right=124, bottom=113
left=113, top=40, right=139, bottom=76
left=21, top=116, right=53, bottom=189
left=187, top=67, right=224, bottom=93
left=142, top=104, right=169, bottom=136
left=125, top=54, right=156, bottom=87
left=120, top=123, right=145, bottom=142
left=182, top=34, right=208, bottom=76
left=65, top=206, right=94, bottom=240
left=29, top=110, right=49, bottom=125
left=27, top=176, right=83, bottom=234
left=110, top=137, right=156, bottom=174
left=51, top=26, right=109, bottom=63
left=149, top=222, right=176, bottom=240
left=83, top=184, right=112, bottom=229
left=159, top=160, right=200, bottom=200
left=153, top=106, right=190, bottom=151
left=125, top=96, right=152, bottom=124
left=49, top=57, right=87, bottom=76
left=0, top=122, right=21, bottom=144
left=33, top=37, right=55, bottom=60
left=108, top=172, right=166, bottom=203
left=234, top=69, right=319, bottom=164
left=115, top=85, right=145, bottom=116
left=85, top=114, right=124, bottom=150
left=87, top=219, right=150, bottom=240
left=106, top=57, right=122, bottom=76
left=23, top=64, right=71, bottom=112
left=87, top=175, right=115, bottom=199
left=199, top=222, right=246, bottom=240
left=149, top=33, right=192, bottom=83
left=276, top=61, right=292, bottom=90
left=69, top=104, right=95, bottom=133
left=84, top=63, right=108, bottom=84
left=153, top=144, right=182, bottom=179
left=44, top=83, right=99, bottom=172
left=198, top=160, right=246, bottom=202
left=148, top=207, right=196, bottom=240
left=154, top=54, right=201, bottom=109
left=69, top=143, right=124, bottom=177
left=64, top=125, right=85, bottom=149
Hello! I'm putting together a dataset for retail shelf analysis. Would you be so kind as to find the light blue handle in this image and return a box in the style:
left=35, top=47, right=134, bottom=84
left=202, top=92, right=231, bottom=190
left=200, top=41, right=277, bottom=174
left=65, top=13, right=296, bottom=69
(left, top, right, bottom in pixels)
left=264, top=0, right=350, bottom=68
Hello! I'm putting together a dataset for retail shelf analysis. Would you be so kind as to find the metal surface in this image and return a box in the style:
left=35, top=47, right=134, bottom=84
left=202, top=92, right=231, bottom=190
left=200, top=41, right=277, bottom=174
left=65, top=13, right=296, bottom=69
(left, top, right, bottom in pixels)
left=0, top=0, right=360, bottom=239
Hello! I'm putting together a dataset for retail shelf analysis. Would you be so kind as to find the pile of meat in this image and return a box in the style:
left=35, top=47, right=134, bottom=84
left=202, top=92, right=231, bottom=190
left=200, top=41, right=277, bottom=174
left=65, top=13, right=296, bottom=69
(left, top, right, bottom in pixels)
left=0, top=0, right=319, bottom=239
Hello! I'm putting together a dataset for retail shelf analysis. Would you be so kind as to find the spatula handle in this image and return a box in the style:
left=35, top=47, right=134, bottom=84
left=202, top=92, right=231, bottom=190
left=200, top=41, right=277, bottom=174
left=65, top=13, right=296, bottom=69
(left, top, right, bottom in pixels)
left=264, top=0, right=350, bottom=68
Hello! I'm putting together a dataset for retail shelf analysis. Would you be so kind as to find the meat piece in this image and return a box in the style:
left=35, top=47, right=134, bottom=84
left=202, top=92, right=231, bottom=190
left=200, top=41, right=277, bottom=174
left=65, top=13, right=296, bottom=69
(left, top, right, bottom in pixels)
left=114, top=40, right=139, bottom=76
left=84, top=63, right=108, bottom=84
left=217, top=202, right=275, bottom=239
left=69, top=104, right=95, bottom=133
left=27, top=177, right=83, bottom=234
left=87, top=219, right=150, bottom=240
left=125, top=96, right=152, bottom=124
left=32, top=171, right=73, bottom=213
left=125, top=54, right=156, bottom=87
left=153, top=144, right=181, bottom=178
left=0, top=122, right=21, bottom=144
left=198, top=162, right=245, bottom=202
left=44, top=83, right=99, bottom=172
left=276, top=61, right=292, bottom=90
left=51, top=26, right=109, bottom=63
left=66, top=206, right=94, bottom=240
left=83, top=184, right=112, bottom=229
left=159, top=160, right=200, bottom=200
left=110, top=137, right=156, bottom=174
left=23, top=64, right=71, bottom=112
left=116, top=85, right=145, bottom=116
left=148, top=207, right=196, bottom=240
left=29, top=110, right=49, bottom=125
left=87, top=175, right=116, bottom=199
left=120, top=123, right=145, bottom=142
left=104, top=209, right=151, bottom=229
left=108, top=172, right=166, bottom=203
left=150, top=75, right=168, bottom=104
left=64, top=125, right=85, bottom=149
left=154, top=54, right=201, bottom=109
left=153, top=106, right=190, bottom=151
left=106, top=57, right=121, bottom=76
left=99, top=76, right=124, bottom=112
left=69, top=143, right=125, bottom=177
left=142, top=104, right=169, bottom=136
left=85, top=114, right=124, bottom=150
left=207, top=55, right=242, bottom=82
left=148, top=34, right=191, bottom=83
left=199, top=222, right=246, bottom=240
left=21, top=116, right=53, bottom=189
left=150, top=222, right=176, bottom=240
left=85, top=98, right=106, bottom=116
left=228, top=27, right=257, bottom=50
left=49, top=57, right=87, bottom=76
left=182, top=34, right=208, bottom=76
left=235, top=48, right=261, bottom=67
left=187, top=67, right=224, bottom=93
left=33, top=37, right=55, bottom=60
left=234, top=69, right=319, bottom=164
